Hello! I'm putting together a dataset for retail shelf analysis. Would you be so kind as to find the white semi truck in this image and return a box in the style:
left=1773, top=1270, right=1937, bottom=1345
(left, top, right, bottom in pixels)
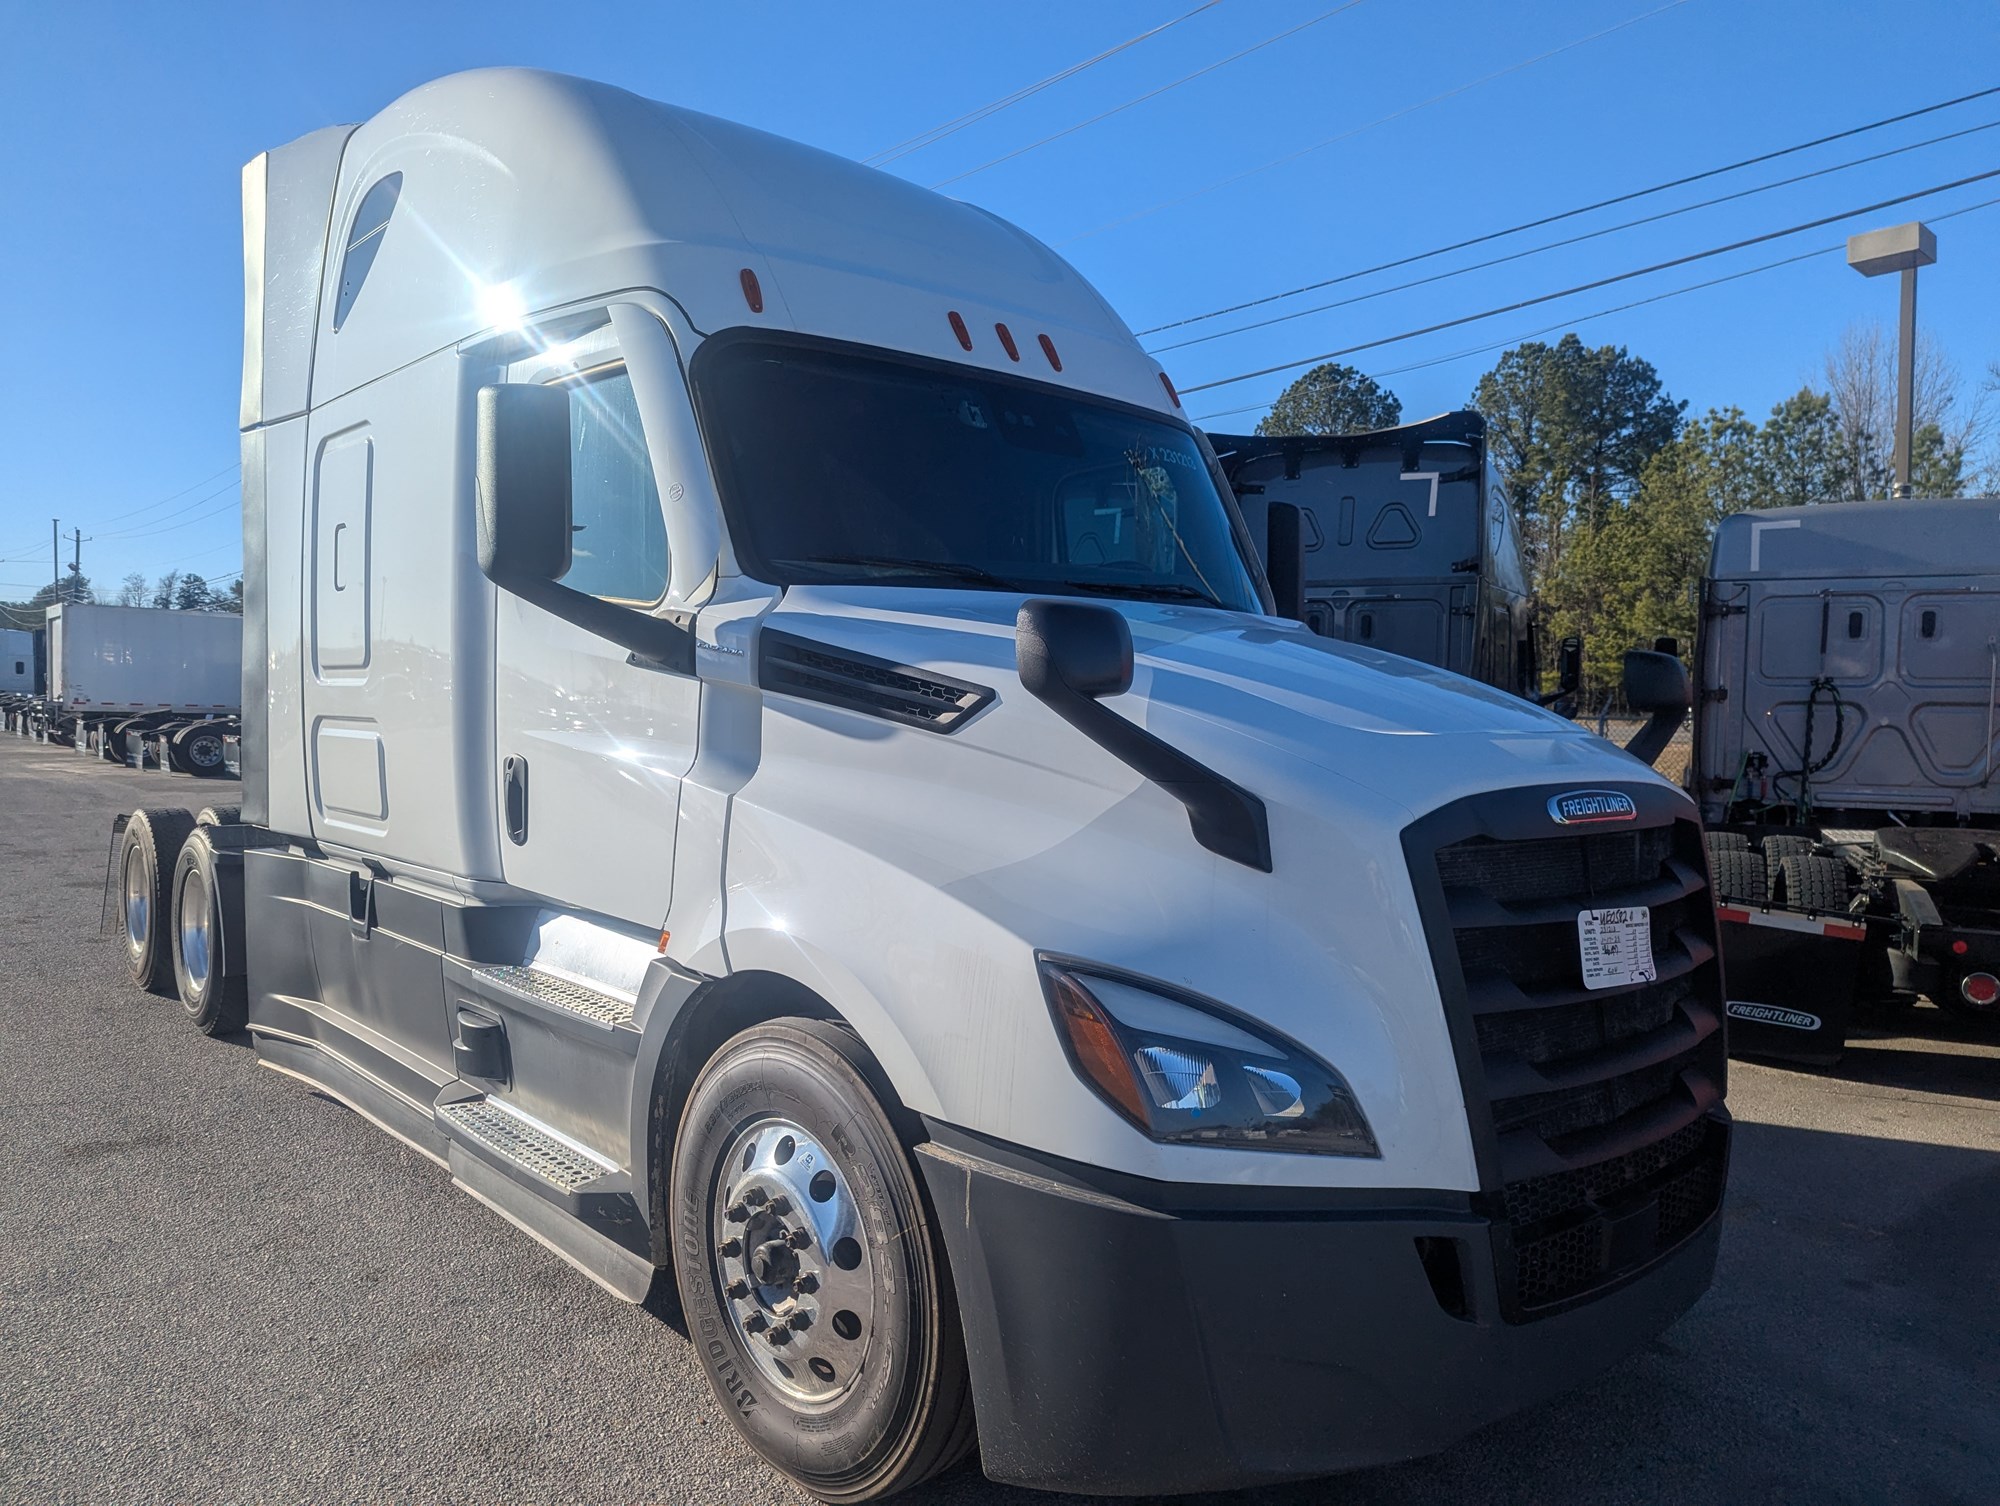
left=115, top=70, right=1728, bottom=1500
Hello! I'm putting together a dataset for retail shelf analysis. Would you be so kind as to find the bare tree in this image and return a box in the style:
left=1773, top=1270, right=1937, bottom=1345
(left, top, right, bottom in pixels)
left=1822, top=323, right=1989, bottom=497
left=114, top=571, right=148, bottom=607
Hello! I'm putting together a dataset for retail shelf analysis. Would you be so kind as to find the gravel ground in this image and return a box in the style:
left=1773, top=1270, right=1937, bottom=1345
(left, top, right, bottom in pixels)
left=2, top=732, right=1996, bottom=1505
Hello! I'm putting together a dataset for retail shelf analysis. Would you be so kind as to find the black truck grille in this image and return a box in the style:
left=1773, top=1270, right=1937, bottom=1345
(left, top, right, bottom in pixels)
left=1407, top=791, right=1730, bottom=1320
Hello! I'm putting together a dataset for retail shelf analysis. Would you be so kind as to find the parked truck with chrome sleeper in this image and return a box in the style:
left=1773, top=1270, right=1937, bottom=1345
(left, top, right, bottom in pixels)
left=1692, top=497, right=2000, bottom=1061
left=114, top=70, right=1729, bottom=1500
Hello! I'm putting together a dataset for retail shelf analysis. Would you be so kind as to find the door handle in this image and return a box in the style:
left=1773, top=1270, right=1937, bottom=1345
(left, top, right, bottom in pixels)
left=333, top=522, right=347, bottom=592
left=503, top=755, right=529, bottom=845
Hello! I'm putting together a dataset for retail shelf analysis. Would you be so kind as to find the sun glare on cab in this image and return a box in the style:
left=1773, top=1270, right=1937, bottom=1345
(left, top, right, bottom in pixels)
left=475, top=279, right=528, bottom=333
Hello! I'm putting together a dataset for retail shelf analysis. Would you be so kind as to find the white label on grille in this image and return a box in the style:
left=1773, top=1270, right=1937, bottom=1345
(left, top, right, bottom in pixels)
left=1577, top=905, right=1656, bottom=990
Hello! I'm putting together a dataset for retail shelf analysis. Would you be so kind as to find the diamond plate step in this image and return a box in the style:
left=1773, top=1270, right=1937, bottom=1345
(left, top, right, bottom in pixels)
left=438, top=1098, right=613, bottom=1193
left=473, top=964, right=637, bottom=1027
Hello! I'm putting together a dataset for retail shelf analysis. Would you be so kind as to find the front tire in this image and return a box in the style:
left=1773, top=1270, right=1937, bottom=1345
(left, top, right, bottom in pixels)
left=119, top=808, right=197, bottom=991
left=670, top=1019, right=975, bottom=1502
left=171, top=829, right=247, bottom=1035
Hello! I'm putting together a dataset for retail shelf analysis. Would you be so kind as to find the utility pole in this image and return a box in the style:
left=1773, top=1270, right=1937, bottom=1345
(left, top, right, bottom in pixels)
left=51, top=518, right=59, bottom=601
left=1846, top=221, right=1937, bottom=500
left=68, top=527, right=85, bottom=593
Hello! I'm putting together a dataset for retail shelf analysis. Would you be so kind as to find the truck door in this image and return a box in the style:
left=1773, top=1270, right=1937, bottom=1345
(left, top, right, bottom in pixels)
left=491, top=338, right=697, bottom=928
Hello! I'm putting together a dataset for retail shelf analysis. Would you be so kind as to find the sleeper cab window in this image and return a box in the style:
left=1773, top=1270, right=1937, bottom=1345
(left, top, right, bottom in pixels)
left=332, top=173, right=402, bottom=331
left=560, top=365, right=670, bottom=605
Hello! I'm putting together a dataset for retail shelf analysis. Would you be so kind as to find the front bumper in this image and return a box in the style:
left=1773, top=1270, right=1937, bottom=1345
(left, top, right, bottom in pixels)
left=918, top=1122, right=1723, bottom=1496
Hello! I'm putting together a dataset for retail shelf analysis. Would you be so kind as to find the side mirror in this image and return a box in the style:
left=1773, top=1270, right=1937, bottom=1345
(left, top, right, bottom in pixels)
left=1016, top=598, right=1134, bottom=701
left=1016, top=599, right=1269, bottom=870
left=1620, top=648, right=1691, bottom=767
left=1265, top=502, right=1306, bottom=622
left=1556, top=635, right=1583, bottom=697
left=476, top=384, right=573, bottom=588
left=473, top=382, right=694, bottom=673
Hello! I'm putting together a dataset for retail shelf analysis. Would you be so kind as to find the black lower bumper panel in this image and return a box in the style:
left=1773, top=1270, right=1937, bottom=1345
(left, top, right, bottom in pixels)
left=918, top=1123, right=1721, bottom=1496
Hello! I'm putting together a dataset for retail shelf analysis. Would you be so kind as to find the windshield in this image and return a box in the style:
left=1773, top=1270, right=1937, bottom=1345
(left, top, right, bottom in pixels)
left=695, top=340, right=1263, bottom=612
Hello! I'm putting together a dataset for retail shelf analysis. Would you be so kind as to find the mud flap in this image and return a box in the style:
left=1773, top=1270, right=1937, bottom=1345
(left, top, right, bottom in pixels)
left=1716, top=903, right=1869, bottom=1065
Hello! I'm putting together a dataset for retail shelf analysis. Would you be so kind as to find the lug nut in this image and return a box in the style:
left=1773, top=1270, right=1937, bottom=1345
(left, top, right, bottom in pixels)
left=725, top=1204, right=748, bottom=1223
left=767, top=1326, right=792, bottom=1346
left=743, top=1187, right=769, bottom=1207
left=788, top=1309, right=813, bottom=1331
left=726, top=1279, right=749, bottom=1300
left=787, top=1227, right=813, bottom=1249
left=794, top=1273, right=819, bottom=1295
left=718, top=1238, right=742, bottom=1259
left=744, top=1312, right=768, bottom=1333
left=769, top=1195, right=792, bottom=1217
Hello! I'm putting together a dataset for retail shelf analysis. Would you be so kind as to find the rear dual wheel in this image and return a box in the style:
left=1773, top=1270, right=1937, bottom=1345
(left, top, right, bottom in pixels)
left=671, top=1020, right=975, bottom=1502
left=119, top=808, right=196, bottom=991
left=171, top=829, right=247, bottom=1034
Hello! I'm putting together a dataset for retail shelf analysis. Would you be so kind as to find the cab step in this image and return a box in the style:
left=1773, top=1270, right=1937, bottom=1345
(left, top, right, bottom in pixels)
left=469, top=962, right=637, bottom=1028
left=436, top=1093, right=654, bottom=1302
left=438, top=1095, right=614, bottom=1192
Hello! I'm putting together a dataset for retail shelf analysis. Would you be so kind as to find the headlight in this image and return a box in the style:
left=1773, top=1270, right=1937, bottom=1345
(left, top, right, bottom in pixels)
left=1038, top=957, right=1379, bottom=1157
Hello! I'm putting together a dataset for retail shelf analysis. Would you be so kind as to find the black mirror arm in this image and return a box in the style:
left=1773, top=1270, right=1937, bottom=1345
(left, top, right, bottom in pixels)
left=507, top=577, right=697, bottom=674
left=1016, top=598, right=1271, bottom=870
left=1038, top=678, right=1271, bottom=872
left=1622, top=711, right=1681, bottom=769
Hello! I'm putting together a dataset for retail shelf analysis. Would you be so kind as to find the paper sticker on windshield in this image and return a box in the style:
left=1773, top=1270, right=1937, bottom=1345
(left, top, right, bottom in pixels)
left=1578, top=906, right=1656, bottom=991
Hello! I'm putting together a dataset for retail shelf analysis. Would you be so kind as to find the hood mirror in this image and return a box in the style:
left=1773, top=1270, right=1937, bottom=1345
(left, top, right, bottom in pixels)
left=1620, top=646, right=1690, bottom=767
left=1265, top=502, right=1306, bottom=622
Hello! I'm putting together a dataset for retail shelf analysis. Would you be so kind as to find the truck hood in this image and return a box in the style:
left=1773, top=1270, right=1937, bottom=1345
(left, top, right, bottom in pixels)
left=761, top=585, right=1646, bottom=820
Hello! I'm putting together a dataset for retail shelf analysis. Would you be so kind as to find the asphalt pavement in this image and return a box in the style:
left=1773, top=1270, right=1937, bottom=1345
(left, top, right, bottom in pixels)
left=2, top=733, right=1996, bottom=1505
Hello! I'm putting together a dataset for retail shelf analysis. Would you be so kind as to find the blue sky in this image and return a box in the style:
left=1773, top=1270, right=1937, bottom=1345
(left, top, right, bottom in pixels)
left=2, top=0, right=1995, bottom=600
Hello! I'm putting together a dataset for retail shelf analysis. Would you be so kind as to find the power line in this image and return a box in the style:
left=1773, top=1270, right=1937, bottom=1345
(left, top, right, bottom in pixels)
left=1178, top=166, right=2000, bottom=395
left=1140, top=79, right=2000, bottom=334
left=1152, top=116, right=2000, bottom=355
left=0, top=459, right=241, bottom=564
left=1067, top=0, right=1695, bottom=248
left=865, top=1, right=1223, bottom=167
left=93, top=477, right=241, bottom=539
left=930, top=0, right=1369, bottom=189
left=1188, top=190, right=2000, bottom=424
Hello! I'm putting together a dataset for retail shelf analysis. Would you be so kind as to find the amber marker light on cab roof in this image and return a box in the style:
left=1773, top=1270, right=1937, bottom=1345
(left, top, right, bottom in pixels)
left=1159, top=371, right=1181, bottom=408
left=1038, top=333, right=1062, bottom=372
left=739, top=268, right=763, bottom=313
left=947, top=310, right=973, bottom=350
left=994, top=322, right=1020, bottom=361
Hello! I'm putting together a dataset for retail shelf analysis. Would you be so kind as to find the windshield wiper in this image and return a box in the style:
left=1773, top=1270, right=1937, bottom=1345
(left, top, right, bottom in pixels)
left=1062, top=579, right=1224, bottom=609
left=778, top=554, right=1012, bottom=587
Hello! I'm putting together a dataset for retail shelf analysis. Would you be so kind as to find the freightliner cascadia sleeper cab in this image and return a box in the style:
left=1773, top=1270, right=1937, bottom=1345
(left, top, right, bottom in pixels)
left=115, top=71, right=1729, bottom=1500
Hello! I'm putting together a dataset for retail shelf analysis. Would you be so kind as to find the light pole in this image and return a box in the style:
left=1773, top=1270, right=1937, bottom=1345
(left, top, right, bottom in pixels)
left=1846, top=220, right=1936, bottom=499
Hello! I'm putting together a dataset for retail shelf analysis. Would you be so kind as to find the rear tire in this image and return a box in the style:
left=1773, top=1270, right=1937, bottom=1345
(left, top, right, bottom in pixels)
left=670, top=1019, right=976, bottom=1503
left=1762, top=834, right=1814, bottom=865
left=1710, top=849, right=1768, bottom=905
left=170, top=829, right=246, bottom=1035
left=196, top=804, right=241, bottom=828
left=1775, top=854, right=1849, bottom=914
left=170, top=723, right=229, bottom=777
left=119, top=808, right=197, bottom=992
left=1704, top=830, right=1750, bottom=855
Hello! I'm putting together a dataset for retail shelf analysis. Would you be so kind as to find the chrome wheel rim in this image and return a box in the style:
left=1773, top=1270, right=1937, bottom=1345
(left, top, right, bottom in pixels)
left=178, top=864, right=211, bottom=990
left=711, top=1116, right=876, bottom=1404
left=123, top=846, right=149, bottom=954
left=187, top=735, right=224, bottom=768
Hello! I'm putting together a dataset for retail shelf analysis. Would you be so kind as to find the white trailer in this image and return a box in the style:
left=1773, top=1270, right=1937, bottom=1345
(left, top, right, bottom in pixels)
left=113, top=69, right=1727, bottom=1500
left=0, top=627, right=35, bottom=695
left=44, top=604, right=240, bottom=772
